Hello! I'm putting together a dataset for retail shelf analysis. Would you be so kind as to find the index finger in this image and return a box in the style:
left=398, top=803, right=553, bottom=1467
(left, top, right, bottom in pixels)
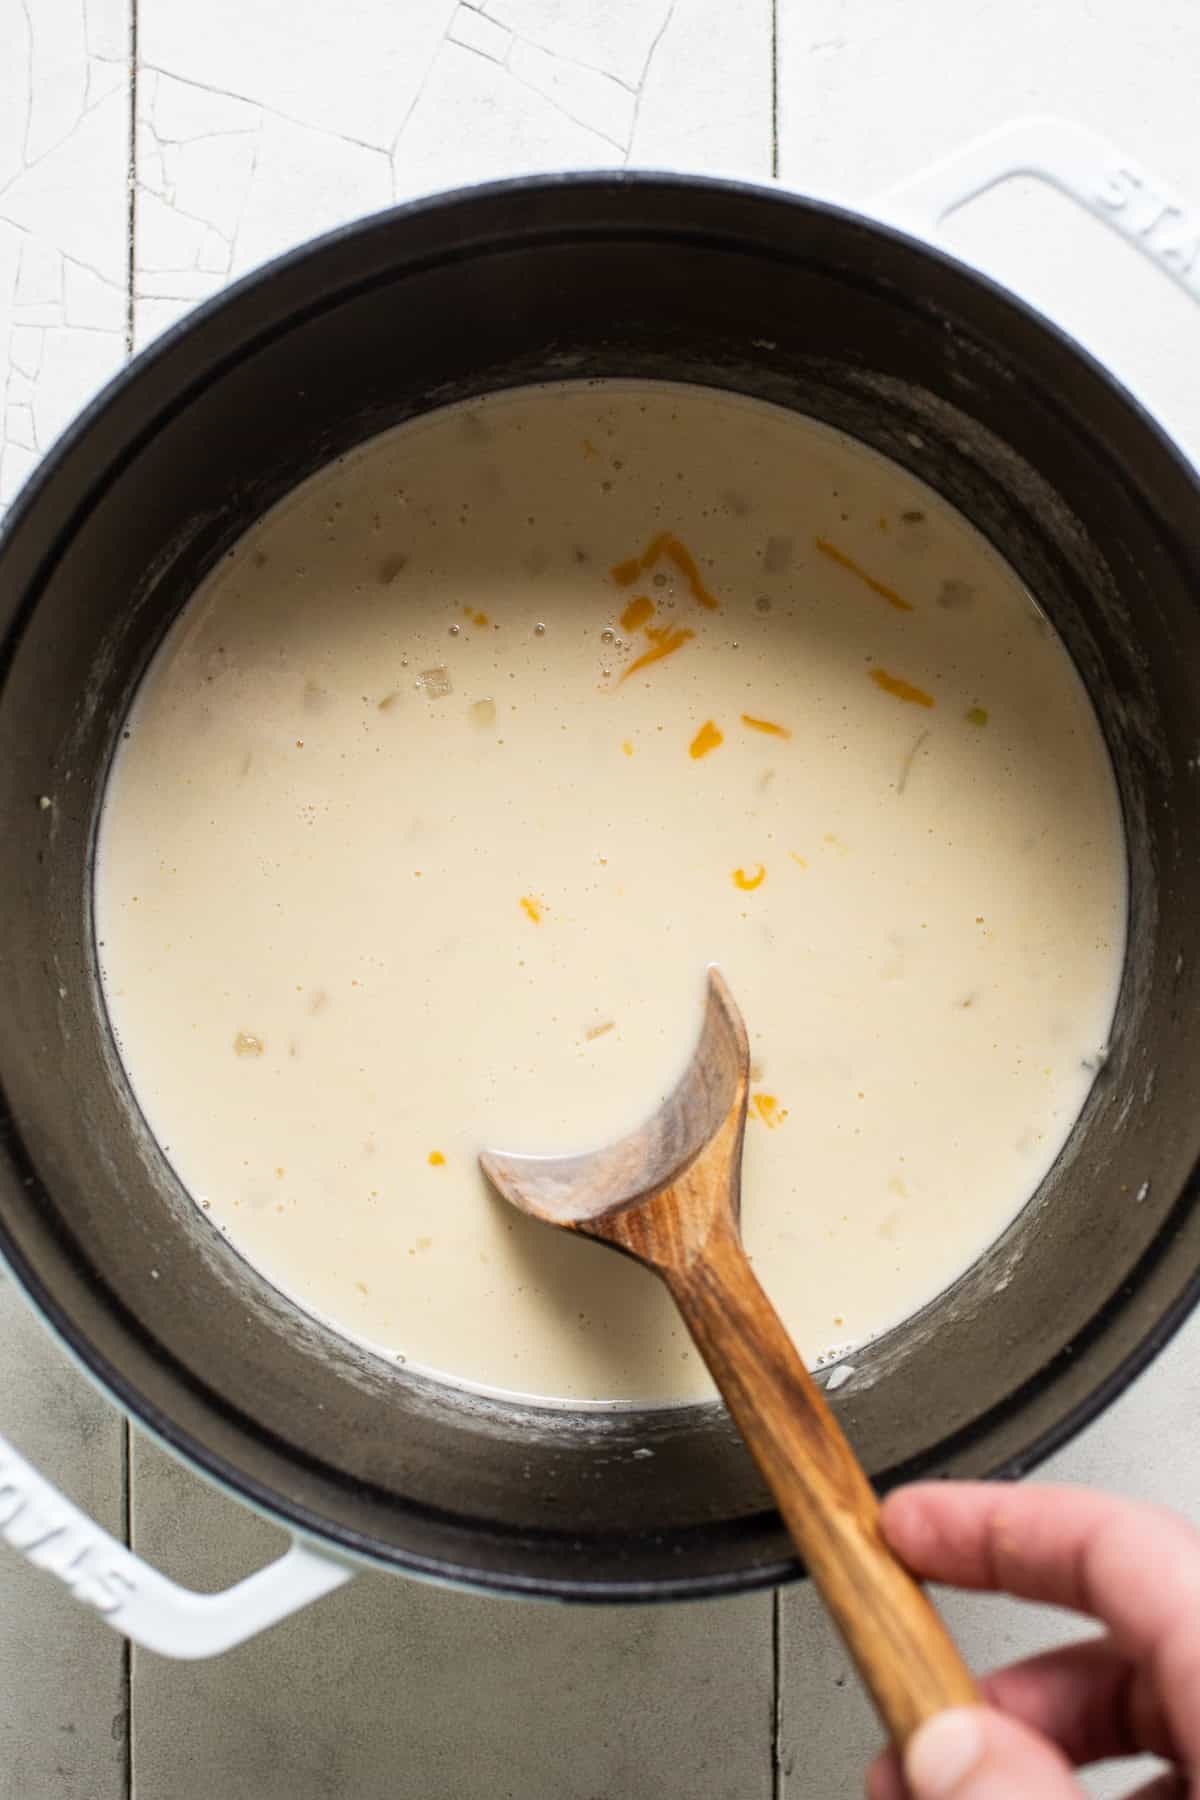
left=881, top=1483, right=1200, bottom=1658
left=882, top=1479, right=1200, bottom=1770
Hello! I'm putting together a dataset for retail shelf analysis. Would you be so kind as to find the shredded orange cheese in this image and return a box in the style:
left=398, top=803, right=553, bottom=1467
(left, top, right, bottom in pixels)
left=733, top=863, right=766, bottom=890
left=689, top=720, right=724, bottom=759
left=428, top=1151, right=446, bottom=1167
left=660, top=534, right=718, bottom=609
left=751, top=1093, right=788, bottom=1128
left=520, top=895, right=544, bottom=923
left=620, top=624, right=694, bottom=681
left=620, top=595, right=654, bottom=633
left=814, top=537, right=914, bottom=612
left=609, top=532, right=719, bottom=609
left=870, top=668, right=935, bottom=708
left=789, top=852, right=807, bottom=868
left=741, top=713, right=791, bottom=739
left=463, top=607, right=490, bottom=627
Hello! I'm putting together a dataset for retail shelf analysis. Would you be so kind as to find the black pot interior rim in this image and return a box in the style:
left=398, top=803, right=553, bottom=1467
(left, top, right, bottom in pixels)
left=4, top=169, right=1200, bottom=1600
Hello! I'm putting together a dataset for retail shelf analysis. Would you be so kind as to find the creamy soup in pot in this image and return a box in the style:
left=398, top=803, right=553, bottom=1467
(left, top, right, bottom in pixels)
left=94, top=381, right=1126, bottom=1406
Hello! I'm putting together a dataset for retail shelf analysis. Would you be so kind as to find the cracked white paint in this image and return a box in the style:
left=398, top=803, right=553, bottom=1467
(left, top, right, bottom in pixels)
left=9, top=322, right=43, bottom=378
left=197, top=226, right=230, bottom=274
left=148, top=66, right=260, bottom=138
left=482, top=0, right=667, bottom=92
left=137, top=186, right=212, bottom=274
left=84, top=0, right=128, bottom=62
left=447, top=4, right=513, bottom=61
left=390, top=39, right=614, bottom=206
left=231, top=111, right=392, bottom=272
left=133, top=65, right=394, bottom=343
left=14, top=233, right=62, bottom=313
left=631, top=0, right=772, bottom=174
left=507, top=37, right=636, bottom=149
left=138, top=0, right=459, bottom=152
left=64, top=257, right=125, bottom=329
left=5, top=401, right=35, bottom=450
left=0, top=0, right=128, bottom=510
left=2, top=94, right=129, bottom=278
left=85, top=55, right=127, bottom=110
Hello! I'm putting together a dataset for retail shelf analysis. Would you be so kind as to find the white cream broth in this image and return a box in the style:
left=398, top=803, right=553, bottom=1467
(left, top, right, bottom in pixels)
left=95, top=381, right=1125, bottom=1406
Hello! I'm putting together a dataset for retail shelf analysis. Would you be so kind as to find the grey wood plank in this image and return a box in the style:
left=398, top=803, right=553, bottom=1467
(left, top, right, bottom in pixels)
left=0, top=1276, right=127, bottom=1800
left=129, top=1431, right=773, bottom=1800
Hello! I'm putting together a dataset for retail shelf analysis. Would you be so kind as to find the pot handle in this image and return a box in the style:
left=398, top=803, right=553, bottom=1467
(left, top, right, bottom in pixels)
left=875, top=115, right=1200, bottom=307
left=0, top=1429, right=353, bottom=1658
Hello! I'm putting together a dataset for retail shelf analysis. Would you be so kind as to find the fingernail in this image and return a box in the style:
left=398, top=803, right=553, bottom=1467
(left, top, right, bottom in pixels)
left=903, top=1709, right=984, bottom=1799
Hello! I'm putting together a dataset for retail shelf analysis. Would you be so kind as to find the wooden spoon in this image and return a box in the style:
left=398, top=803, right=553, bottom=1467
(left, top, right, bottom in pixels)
left=481, top=966, right=978, bottom=1747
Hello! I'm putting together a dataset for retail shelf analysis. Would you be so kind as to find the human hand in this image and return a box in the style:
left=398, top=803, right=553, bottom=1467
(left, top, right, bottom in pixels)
left=865, top=1481, right=1200, bottom=1798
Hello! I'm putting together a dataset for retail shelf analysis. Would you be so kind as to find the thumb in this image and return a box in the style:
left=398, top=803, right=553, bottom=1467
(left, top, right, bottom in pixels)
left=903, top=1706, right=1084, bottom=1799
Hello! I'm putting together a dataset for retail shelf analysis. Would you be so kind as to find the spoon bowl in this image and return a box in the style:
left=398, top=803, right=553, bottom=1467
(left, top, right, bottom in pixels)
left=482, top=967, right=748, bottom=1246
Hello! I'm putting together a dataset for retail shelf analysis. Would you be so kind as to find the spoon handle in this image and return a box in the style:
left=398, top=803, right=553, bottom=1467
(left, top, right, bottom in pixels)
left=667, top=1224, right=979, bottom=1747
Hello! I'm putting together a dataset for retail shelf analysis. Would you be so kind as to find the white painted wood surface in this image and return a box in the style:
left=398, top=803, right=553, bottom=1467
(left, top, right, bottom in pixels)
left=3, top=1, right=1199, bottom=1793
